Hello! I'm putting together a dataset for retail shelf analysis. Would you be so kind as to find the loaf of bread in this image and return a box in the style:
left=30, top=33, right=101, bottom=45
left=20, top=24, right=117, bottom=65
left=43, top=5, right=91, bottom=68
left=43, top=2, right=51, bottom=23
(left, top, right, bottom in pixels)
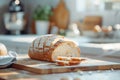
left=28, top=34, right=80, bottom=62
left=0, top=43, right=7, bottom=56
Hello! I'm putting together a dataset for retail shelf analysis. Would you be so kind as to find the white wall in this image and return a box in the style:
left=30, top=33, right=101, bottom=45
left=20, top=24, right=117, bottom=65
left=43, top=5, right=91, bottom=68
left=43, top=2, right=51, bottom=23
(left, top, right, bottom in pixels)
left=26, top=0, right=120, bottom=26
left=64, top=0, right=120, bottom=26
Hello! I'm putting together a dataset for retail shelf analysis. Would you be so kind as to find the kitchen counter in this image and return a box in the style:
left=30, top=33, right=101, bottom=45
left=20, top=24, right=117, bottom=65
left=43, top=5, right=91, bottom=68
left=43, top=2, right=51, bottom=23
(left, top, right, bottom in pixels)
left=0, top=68, right=120, bottom=80
left=0, top=35, right=38, bottom=54
left=0, top=54, right=120, bottom=80
left=0, top=35, right=120, bottom=80
left=0, top=55, right=120, bottom=80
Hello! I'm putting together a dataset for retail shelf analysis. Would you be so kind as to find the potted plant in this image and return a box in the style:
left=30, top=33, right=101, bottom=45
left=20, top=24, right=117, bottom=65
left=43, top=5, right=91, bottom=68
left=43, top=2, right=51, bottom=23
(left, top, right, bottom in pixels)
left=33, top=5, right=53, bottom=35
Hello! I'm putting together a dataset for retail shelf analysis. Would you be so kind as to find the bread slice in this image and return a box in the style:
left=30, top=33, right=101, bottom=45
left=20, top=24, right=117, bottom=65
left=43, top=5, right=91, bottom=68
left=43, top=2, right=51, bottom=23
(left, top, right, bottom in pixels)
left=51, top=41, right=80, bottom=61
left=28, top=34, right=80, bottom=62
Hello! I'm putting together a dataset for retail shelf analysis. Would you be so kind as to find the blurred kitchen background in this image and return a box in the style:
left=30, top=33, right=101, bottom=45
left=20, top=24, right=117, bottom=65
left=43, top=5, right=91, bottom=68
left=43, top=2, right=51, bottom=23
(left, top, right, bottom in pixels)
left=0, top=0, right=120, bottom=36
left=0, top=0, right=120, bottom=63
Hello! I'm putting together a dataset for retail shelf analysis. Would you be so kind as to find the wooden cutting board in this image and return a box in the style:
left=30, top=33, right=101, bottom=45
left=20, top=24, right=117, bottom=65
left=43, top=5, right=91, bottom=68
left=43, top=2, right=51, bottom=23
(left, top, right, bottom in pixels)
left=11, top=55, right=120, bottom=74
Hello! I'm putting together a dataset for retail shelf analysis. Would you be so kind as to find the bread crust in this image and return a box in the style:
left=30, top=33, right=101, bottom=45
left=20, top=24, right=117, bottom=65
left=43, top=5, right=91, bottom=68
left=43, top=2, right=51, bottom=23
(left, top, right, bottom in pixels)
left=28, top=39, right=63, bottom=62
left=28, top=35, right=80, bottom=62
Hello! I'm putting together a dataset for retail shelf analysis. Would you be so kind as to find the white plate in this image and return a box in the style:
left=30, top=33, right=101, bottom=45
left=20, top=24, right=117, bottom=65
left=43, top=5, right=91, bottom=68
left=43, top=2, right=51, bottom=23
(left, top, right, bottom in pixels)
left=0, top=56, right=15, bottom=65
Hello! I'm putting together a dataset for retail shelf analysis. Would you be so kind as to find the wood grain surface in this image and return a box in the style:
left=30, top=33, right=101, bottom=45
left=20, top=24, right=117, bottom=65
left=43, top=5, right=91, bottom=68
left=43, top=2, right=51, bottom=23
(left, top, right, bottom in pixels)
left=11, top=56, right=120, bottom=74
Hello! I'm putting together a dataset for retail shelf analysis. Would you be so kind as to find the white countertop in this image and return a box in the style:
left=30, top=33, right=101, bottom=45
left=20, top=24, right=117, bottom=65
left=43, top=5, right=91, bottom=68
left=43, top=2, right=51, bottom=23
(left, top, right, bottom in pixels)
left=0, top=34, right=120, bottom=43
left=0, top=35, right=38, bottom=43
